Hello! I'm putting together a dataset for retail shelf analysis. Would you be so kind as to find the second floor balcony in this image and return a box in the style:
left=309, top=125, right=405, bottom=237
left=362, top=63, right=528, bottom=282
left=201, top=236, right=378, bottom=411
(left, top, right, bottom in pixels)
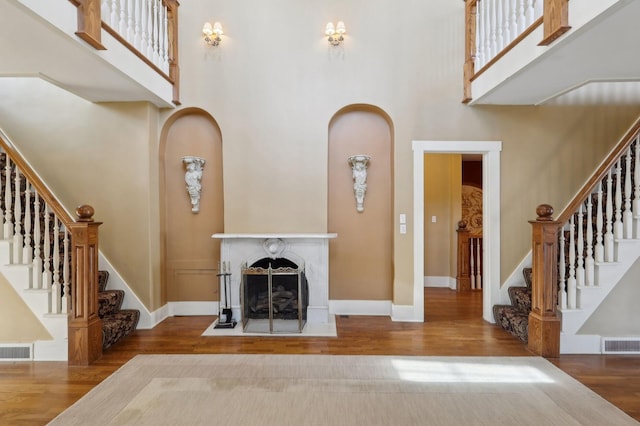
left=0, top=0, right=179, bottom=108
left=464, top=0, right=640, bottom=106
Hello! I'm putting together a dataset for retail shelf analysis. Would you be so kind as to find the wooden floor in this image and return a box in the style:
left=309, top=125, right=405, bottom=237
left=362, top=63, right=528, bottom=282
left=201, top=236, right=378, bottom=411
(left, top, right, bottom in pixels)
left=1, top=288, right=639, bottom=424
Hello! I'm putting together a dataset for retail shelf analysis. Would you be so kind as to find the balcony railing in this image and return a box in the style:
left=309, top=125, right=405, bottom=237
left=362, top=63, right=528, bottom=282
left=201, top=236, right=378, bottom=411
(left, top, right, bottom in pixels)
left=71, top=0, right=180, bottom=105
left=463, top=0, right=570, bottom=103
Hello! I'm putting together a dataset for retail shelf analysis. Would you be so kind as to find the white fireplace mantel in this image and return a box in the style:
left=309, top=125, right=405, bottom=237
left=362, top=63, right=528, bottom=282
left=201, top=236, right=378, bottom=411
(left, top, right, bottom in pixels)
left=211, top=233, right=337, bottom=325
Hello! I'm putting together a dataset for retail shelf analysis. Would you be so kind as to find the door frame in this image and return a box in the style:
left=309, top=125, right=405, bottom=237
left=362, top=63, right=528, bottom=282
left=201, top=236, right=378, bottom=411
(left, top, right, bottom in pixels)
left=412, top=140, right=502, bottom=322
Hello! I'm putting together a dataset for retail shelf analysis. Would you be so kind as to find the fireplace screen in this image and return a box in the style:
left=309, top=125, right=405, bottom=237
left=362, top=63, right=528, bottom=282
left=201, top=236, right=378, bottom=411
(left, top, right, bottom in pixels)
left=241, top=258, right=308, bottom=333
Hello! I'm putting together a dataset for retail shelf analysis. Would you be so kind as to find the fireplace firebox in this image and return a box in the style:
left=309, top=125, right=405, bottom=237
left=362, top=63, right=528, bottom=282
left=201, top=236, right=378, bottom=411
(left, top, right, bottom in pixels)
left=241, top=257, right=308, bottom=333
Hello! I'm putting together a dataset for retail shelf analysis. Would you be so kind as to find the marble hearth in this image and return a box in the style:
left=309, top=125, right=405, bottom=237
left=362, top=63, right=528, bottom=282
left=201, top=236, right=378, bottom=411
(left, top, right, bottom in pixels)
left=211, top=233, right=337, bottom=327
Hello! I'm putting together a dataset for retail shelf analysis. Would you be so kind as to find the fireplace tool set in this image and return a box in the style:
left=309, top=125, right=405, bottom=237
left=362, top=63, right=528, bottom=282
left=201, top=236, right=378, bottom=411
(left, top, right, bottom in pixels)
left=215, top=261, right=237, bottom=328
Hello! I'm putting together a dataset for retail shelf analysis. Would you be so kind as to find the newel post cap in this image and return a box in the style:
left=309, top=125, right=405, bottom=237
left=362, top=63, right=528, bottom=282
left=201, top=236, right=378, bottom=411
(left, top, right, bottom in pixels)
left=75, top=205, right=95, bottom=222
left=535, top=204, right=554, bottom=221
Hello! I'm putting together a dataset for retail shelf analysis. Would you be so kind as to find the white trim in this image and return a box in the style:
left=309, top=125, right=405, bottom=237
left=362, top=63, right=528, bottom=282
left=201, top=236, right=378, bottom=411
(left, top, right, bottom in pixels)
left=329, top=300, right=391, bottom=316
left=413, top=140, right=502, bottom=323
left=560, top=333, right=602, bottom=354
left=423, top=276, right=456, bottom=289
left=391, top=304, right=423, bottom=322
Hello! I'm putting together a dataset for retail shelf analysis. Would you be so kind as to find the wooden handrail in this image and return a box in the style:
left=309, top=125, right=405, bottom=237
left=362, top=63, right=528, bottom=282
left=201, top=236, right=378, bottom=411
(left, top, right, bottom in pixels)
left=0, top=132, right=74, bottom=227
left=556, top=118, right=640, bottom=225
left=539, top=0, right=570, bottom=46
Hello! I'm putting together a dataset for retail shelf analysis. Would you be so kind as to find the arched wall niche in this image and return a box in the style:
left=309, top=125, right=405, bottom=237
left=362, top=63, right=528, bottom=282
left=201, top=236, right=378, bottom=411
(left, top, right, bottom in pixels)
left=328, top=104, right=394, bottom=301
left=159, top=107, right=224, bottom=304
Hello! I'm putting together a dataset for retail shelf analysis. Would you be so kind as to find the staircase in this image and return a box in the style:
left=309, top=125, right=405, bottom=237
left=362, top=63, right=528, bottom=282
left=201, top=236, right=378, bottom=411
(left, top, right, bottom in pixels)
left=0, top=132, right=140, bottom=360
left=493, top=268, right=532, bottom=343
left=494, top=120, right=640, bottom=354
left=98, top=271, right=139, bottom=350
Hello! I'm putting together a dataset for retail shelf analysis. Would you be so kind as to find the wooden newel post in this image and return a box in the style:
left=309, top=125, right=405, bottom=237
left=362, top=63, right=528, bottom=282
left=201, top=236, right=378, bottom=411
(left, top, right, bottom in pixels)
left=67, top=205, right=103, bottom=365
left=528, top=204, right=561, bottom=357
left=456, top=220, right=471, bottom=291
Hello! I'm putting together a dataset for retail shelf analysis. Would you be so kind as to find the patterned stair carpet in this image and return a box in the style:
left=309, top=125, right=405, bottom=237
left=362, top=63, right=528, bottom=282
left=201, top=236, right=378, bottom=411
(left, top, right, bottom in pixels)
left=98, top=271, right=140, bottom=350
left=493, top=268, right=532, bottom=343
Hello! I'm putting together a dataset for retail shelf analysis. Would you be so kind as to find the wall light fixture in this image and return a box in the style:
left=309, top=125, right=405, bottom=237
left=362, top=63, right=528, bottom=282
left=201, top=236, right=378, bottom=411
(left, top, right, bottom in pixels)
left=203, top=21, right=223, bottom=47
left=326, top=21, right=346, bottom=47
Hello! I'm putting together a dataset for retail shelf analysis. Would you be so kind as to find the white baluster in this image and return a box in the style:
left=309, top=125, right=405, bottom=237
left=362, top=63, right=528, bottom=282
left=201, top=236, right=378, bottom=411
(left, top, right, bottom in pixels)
left=476, top=0, right=485, bottom=70
left=533, top=0, right=543, bottom=20
left=133, top=0, right=141, bottom=49
left=110, top=0, right=118, bottom=28
left=496, top=0, right=504, bottom=52
left=518, top=0, right=526, bottom=34
left=567, top=215, right=577, bottom=309
left=50, top=265, right=60, bottom=314
left=152, top=0, right=160, bottom=65
left=127, top=0, right=134, bottom=42
left=141, top=0, right=149, bottom=57
left=502, top=0, right=511, bottom=45
left=585, top=196, right=594, bottom=286
left=605, top=170, right=615, bottom=262
left=576, top=204, right=585, bottom=288
left=23, top=182, right=32, bottom=265
left=525, top=0, right=535, bottom=27
left=634, top=138, right=640, bottom=238
left=614, top=160, right=623, bottom=240
left=52, top=217, right=61, bottom=314
left=101, top=0, right=110, bottom=24
left=146, top=0, right=153, bottom=58
left=558, top=226, right=567, bottom=309
left=489, top=0, right=498, bottom=61
left=42, top=206, right=52, bottom=290
left=162, top=3, right=169, bottom=72
left=119, top=0, right=127, bottom=36
left=595, top=181, right=604, bottom=262
left=470, top=239, right=476, bottom=290
left=0, top=153, right=4, bottom=241
left=32, top=192, right=42, bottom=289
left=13, top=168, right=22, bottom=264
left=4, top=157, right=13, bottom=239
left=475, top=238, right=482, bottom=289
left=624, top=148, right=633, bottom=238
left=62, top=227, right=70, bottom=314
left=509, top=0, right=518, bottom=43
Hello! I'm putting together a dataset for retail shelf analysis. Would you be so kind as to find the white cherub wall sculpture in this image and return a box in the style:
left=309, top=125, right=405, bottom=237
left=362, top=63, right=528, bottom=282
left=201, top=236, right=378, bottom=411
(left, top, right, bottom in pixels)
left=182, top=156, right=206, bottom=213
left=348, top=155, right=371, bottom=213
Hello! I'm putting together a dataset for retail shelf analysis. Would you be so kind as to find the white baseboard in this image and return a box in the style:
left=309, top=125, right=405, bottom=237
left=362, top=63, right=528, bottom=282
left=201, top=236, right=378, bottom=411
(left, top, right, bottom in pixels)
left=560, top=333, right=602, bottom=354
left=424, top=276, right=455, bottom=289
left=329, top=300, right=391, bottom=316
left=391, top=304, right=424, bottom=322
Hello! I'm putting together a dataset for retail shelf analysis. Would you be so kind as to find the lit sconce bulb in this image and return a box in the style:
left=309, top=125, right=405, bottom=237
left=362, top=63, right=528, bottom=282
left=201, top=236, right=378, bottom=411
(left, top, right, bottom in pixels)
left=326, top=21, right=346, bottom=47
left=203, top=21, right=223, bottom=47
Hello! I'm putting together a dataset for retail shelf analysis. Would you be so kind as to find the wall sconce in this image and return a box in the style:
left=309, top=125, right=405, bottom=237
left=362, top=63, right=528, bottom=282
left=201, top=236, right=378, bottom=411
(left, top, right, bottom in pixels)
left=203, top=21, right=223, bottom=47
left=326, top=21, right=346, bottom=46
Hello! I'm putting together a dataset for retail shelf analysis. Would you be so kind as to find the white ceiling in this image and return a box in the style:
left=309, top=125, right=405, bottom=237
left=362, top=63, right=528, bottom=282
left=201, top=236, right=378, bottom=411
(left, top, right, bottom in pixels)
left=471, top=0, right=640, bottom=106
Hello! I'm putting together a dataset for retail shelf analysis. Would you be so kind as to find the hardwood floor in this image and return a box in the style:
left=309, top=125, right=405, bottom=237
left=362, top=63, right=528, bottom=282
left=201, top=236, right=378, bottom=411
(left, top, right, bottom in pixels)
left=1, top=288, right=639, bottom=424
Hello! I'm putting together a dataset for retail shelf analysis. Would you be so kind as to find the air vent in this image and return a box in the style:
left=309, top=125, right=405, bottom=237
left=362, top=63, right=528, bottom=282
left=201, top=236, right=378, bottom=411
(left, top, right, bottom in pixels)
left=602, top=338, right=640, bottom=354
left=0, top=344, right=33, bottom=360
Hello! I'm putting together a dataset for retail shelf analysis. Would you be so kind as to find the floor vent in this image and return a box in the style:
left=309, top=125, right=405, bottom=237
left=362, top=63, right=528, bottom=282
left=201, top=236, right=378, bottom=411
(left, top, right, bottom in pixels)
left=0, top=344, right=33, bottom=361
left=602, top=338, right=640, bottom=354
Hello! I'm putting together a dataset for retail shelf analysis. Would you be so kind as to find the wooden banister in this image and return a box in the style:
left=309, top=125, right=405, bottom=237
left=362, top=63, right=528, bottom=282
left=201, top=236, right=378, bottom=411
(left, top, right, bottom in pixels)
left=556, top=118, right=640, bottom=224
left=462, top=0, right=477, bottom=104
left=456, top=220, right=472, bottom=291
left=67, top=206, right=103, bottom=365
left=528, top=204, right=561, bottom=357
left=539, top=0, right=571, bottom=46
left=70, top=0, right=106, bottom=50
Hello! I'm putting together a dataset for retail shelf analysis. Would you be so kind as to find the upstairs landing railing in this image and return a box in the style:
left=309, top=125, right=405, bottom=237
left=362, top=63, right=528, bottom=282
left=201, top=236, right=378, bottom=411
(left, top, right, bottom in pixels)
left=528, top=118, right=640, bottom=357
left=0, top=130, right=102, bottom=365
left=70, top=0, right=180, bottom=104
left=463, top=0, right=570, bottom=103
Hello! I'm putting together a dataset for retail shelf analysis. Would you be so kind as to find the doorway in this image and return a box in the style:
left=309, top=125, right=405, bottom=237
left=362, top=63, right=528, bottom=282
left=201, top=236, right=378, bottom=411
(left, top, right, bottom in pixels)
left=412, top=141, right=502, bottom=323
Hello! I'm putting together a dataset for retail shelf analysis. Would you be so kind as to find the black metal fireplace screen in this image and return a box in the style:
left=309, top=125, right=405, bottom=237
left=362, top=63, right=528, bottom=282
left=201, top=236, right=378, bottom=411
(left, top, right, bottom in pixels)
left=240, top=258, right=308, bottom=333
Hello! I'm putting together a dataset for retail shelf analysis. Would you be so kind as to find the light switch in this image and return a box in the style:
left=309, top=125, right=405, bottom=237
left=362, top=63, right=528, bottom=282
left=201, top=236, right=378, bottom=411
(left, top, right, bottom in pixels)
left=431, top=216, right=437, bottom=223
left=399, top=214, right=406, bottom=224
left=400, top=224, right=407, bottom=234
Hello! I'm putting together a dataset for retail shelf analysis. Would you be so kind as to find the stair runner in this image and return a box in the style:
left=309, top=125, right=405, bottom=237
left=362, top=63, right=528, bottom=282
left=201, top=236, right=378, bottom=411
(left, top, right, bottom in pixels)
left=98, top=271, right=140, bottom=350
left=492, top=268, right=532, bottom=343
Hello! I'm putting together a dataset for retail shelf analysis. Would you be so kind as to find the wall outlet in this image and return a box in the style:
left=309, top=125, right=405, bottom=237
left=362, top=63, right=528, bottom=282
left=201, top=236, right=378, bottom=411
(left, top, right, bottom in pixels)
left=400, top=224, right=407, bottom=234
left=431, top=216, right=437, bottom=223
left=399, top=214, right=406, bottom=224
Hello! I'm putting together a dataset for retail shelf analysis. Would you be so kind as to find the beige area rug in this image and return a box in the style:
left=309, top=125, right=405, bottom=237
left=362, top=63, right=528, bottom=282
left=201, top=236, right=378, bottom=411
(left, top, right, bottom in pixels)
left=48, top=355, right=638, bottom=426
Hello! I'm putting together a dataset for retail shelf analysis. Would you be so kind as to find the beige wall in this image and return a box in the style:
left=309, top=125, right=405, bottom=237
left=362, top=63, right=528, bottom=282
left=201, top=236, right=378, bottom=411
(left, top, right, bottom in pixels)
left=0, top=273, right=51, bottom=342
left=0, top=1, right=639, bottom=321
left=161, top=110, right=224, bottom=303
left=328, top=107, right=393, bottom=300
left=423, top=154, right=461, bottom=280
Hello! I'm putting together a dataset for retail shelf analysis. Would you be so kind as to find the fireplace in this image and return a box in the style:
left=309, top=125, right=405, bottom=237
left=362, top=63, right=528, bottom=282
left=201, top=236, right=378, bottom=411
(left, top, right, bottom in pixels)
left=241, top=257, right=308, bottom=333
left=211, top=233, right=336, bottom=331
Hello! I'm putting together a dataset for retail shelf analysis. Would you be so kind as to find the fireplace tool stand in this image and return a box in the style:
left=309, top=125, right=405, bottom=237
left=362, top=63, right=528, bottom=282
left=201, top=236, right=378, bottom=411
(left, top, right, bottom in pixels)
left=215, top=265, right=236, bottom=329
